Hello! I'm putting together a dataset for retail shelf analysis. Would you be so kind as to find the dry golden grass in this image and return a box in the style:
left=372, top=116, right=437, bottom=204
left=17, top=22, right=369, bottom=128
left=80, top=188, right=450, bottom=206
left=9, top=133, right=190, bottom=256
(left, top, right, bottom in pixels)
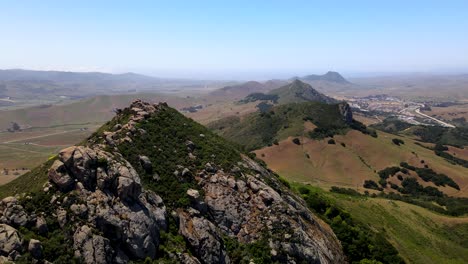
left=256, top=130, right=468, bottom=197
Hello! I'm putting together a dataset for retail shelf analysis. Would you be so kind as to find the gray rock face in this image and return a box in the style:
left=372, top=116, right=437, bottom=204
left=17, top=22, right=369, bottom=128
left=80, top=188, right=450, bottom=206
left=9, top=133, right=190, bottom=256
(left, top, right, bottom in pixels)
left=178, top=211, right=230, bottom=264
left=73, top=225, right=113, bottom=264
left=91, top=192, right=161, bottom=260
left=198, top=156, right=345, bottom=263
left=45, top=144, right=168, bottom=263
left=0, top=224, right=22, bottom=260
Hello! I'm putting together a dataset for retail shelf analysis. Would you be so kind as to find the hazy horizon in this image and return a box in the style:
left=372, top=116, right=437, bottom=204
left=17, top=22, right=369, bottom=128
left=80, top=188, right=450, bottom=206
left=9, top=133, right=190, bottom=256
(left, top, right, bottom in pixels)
left=1, top=1, right=468, bottom=79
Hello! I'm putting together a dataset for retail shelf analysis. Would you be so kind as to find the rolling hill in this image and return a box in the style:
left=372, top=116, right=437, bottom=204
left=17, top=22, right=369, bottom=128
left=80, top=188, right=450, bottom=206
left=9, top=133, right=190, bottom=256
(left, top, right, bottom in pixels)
left=207, top=101, right=363, bottom=151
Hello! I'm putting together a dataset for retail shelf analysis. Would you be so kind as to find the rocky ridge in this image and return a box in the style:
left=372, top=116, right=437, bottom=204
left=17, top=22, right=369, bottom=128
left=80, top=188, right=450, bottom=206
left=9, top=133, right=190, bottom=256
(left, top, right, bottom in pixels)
left=0, top=100, right=345, bottom=263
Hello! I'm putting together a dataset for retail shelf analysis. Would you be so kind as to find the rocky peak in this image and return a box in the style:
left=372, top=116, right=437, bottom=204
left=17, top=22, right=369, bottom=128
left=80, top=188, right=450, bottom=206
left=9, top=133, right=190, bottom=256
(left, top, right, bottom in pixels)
left=0, top=99, right=345, bottom=263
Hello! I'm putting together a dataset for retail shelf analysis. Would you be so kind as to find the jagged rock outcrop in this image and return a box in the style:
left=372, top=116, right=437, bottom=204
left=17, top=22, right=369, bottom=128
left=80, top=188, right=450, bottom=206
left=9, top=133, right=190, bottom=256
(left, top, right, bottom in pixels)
left=2, top=99, right=345, bottom=263
left=45, top=144, right=167, bottom=263
left=338, top=102, right=353, bottom=124
left=0, top=197, right=29, bottom=228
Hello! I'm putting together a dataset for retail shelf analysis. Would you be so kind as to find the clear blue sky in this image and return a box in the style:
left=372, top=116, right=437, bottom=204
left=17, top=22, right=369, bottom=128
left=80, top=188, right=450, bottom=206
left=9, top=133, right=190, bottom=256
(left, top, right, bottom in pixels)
left=1, top=0, right=467, bottom=79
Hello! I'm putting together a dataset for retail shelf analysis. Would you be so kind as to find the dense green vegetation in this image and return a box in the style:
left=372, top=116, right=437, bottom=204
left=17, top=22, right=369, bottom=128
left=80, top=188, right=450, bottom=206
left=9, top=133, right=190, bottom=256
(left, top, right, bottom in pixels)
left=363, top=180, right=382, bottom=191
left=375, top=164, right=459, bottom=190
left=15, top=188, right=82, bottom=263
left=296, top=184, right=404, bottom=264
left=414, top=167, right=459, bottom=190
left=371, top=118, right=413, bottom=133
left=256, top=102, right=274, bottom=113
left=435, top=150, right=468, bottom=167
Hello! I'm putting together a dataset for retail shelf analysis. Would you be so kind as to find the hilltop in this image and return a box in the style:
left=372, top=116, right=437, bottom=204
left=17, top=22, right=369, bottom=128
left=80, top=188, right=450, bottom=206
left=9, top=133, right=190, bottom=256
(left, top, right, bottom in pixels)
left=295, top=71, right=350, bottom=84
left=269, top=79, right=338, bottom=104
left=0, top=100, right=345, bottom=263
left=209, top=80, right=286, bottom=100
left=238, top=80, right=338, bottom=107
left=208, top=101, right=371, bottom=151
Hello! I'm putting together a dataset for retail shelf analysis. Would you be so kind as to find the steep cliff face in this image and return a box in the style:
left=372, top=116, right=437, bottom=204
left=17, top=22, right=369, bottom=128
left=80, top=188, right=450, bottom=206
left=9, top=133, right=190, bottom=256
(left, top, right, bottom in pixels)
left=0, top=100, right=345, bottom=263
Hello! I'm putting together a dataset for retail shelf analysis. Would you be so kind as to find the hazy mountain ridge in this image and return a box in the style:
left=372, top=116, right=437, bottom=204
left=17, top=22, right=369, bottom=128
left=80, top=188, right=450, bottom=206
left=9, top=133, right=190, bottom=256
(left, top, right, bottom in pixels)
left=294, top=71, right=350, bottom=84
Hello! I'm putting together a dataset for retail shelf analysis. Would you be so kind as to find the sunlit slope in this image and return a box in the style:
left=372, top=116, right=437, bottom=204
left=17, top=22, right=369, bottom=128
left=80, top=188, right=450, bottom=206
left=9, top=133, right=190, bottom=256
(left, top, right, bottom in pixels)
left=256, top=130, right=468, bottom=197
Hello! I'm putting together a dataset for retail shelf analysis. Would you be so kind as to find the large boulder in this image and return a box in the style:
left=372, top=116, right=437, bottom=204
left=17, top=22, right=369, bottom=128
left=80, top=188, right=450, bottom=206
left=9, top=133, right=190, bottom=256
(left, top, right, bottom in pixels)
left=0, top=224, right=22, bottom=260
left=28, top=239, right=42, bottom=259
left=138, top=155, right=152, bottom=173
left=48, top=160, right=75, bottom=192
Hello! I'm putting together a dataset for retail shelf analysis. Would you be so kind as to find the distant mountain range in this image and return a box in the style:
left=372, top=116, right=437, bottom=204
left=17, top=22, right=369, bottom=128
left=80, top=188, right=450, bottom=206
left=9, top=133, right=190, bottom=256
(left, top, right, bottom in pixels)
left=0, top=69, right=223, bottom=106
left=0, top=69, right=157, bottom=82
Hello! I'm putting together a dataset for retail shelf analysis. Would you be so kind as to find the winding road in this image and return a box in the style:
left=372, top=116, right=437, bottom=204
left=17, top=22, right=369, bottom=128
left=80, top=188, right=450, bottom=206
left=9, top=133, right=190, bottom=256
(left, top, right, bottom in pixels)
left=414, top=108, right=455, bottom=128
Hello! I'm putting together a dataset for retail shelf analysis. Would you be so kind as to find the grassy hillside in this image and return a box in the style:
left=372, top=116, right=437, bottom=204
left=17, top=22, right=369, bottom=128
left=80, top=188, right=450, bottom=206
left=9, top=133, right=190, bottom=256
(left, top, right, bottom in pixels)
left=255, top=130, right=468, bottom=198
left=291, top=183, right=468, bottom=264
left=208, top=101, right=352, bottom=151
